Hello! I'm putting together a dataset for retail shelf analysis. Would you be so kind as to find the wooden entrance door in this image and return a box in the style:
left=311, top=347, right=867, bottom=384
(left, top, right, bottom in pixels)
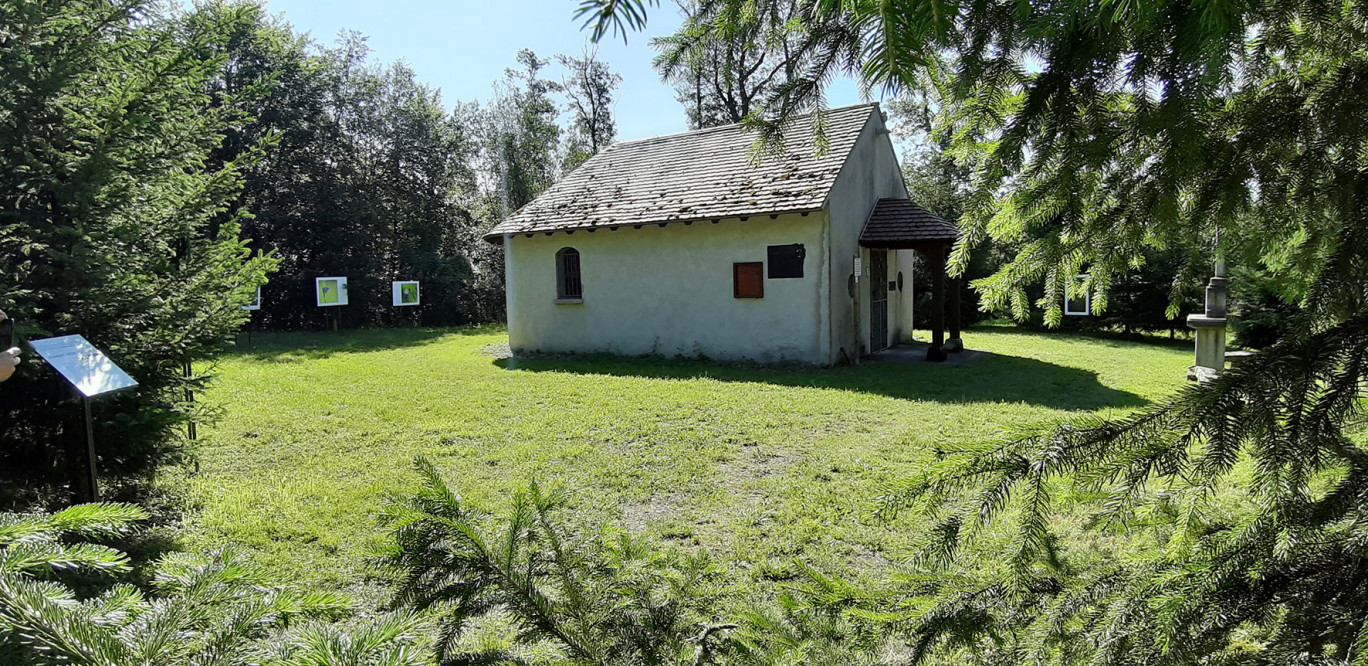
left=870, top=250, right=889, bottom=352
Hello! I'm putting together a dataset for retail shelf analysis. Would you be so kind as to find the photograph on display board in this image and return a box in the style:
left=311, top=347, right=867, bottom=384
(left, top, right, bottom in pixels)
left=316, top=277, right=348, bottom=307
left=243, top=287, right=262, bottom=311
left=392, top=281, right=420, bottom=306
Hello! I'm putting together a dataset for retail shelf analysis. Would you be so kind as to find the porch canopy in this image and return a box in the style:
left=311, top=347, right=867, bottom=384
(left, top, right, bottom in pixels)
left=859, top=198, right=961, bottom=361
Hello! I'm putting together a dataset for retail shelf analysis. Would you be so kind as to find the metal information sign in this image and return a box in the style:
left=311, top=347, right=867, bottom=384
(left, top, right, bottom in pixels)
left=29, top=335, right=138, bottom=502
left=29, top=335, right=138, bottom=397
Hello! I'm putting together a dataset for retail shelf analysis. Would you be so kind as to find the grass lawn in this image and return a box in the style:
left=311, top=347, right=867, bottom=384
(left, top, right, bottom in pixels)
left=167, top=325, right=1192, bottom=605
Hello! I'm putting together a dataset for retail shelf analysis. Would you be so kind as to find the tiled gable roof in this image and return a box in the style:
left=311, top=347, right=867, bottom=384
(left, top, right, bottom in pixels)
left=485, top=104, right=880, bottom=240
left=859, top=198, right=959, bottom=246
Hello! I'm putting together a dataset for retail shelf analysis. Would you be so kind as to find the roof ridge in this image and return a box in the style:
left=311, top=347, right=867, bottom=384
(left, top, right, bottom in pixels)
left=610, top=102, right=881, bottom=148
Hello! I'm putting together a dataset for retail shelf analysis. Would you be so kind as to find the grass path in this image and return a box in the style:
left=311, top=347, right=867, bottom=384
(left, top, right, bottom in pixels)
left=168, top=326, right=1190, bottom=601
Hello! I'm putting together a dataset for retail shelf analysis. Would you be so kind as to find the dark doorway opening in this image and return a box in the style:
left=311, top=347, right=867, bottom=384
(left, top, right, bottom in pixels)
left=870, top=251, right=888, bottom=352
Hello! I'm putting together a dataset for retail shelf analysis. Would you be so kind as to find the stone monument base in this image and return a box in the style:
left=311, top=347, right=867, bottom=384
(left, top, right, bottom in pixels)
left=1187, top=364, right=1219, bottom=383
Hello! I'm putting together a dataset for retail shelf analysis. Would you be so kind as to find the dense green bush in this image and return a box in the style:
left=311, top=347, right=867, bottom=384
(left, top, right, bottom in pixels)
left=1228, top=264, right=1303, bottom=348
left=0, top=0, right=274, bottom=500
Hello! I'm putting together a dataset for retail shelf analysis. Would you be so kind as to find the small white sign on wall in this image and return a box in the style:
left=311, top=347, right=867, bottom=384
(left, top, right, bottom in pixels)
left=854, top=257, right=862, bottom=279
left=392, top=281, right=420, bottom=306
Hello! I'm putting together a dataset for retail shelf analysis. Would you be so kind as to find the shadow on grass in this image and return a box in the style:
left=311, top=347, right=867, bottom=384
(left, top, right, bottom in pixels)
left=222, top=325, right=499, bottom=362
left=971, top=323, right=1195, bottom=350
left=494, top=349, right=1148, bottom=411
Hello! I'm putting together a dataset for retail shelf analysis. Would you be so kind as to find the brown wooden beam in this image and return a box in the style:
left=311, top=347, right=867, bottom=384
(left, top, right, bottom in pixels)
left=947, top=269, right=963, bottom=352
left=927, top=244, right=947, bottom=362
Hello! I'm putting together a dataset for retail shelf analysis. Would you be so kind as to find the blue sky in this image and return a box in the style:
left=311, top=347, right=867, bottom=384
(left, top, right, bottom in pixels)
left=253, top=0, right=865, bottom=140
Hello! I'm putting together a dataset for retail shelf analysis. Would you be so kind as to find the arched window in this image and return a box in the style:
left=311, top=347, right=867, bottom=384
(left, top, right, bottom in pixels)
left=556, top=248, right=582, bottom=299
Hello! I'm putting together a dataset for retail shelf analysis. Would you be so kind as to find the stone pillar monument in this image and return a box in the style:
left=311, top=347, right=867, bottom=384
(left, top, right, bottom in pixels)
left=1186, top=257, right=1228, bottom=382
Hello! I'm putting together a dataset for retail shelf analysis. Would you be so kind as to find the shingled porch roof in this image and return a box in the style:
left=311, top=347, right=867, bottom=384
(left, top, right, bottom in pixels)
left=483, top=103, right=881, bottom=242
left=859, top=198, right=959, bottom=249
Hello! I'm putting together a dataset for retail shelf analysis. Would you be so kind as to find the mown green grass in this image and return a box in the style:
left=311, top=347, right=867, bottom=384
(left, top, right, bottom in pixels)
left=167, top=325, right=1191, bottom=604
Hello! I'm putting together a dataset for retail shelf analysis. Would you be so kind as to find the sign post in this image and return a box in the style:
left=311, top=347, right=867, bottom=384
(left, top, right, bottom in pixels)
left=241, top=287, right=261, bottom=345
left=82, top=397, right=97, bottom=500
left=316, top=277, right=349, bottom=332
left=28, top=335, right=139, bottom=502
left=392, top=281, right=421, bottom=327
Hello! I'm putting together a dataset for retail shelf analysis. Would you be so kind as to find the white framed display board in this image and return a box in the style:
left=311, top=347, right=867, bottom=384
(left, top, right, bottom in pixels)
left=243, top=287, right=262, bottom=311
left=1064, top=274, right=1090, bottom=316
left=316, top=277, right=349, bottom=307
left=392, top=281, right=420, bottom=306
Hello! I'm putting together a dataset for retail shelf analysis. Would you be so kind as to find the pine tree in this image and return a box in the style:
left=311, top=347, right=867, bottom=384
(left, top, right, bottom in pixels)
left=0, top=0, right=275, bottom=490
left=583, top=1, right=1368, bottom=662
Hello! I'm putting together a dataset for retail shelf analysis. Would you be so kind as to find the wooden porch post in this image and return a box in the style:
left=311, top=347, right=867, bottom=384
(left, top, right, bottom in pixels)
left=927, top=243, right=947, bottom=362
left=947, top=255, right=963, bottom=352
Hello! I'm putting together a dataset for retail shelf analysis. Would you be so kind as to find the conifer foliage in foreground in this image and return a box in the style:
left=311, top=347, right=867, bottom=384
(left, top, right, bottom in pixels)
left=0, top=502, right=425, bottom=666
left=583, top=0, right=1368, bottom=662
left=377, top=457, right=893, bottom=665
left=376, top=457, right=721, bottom=664
left=875, top=314, right=1368, bottom=664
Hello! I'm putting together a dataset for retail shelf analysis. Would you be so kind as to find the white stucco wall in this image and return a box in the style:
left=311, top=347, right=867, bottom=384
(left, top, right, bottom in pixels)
left=503, top=104, right=912, bottom=366
left=505, top=213, right=830, bottom=364
left=822, top=109, right=910, bottom=360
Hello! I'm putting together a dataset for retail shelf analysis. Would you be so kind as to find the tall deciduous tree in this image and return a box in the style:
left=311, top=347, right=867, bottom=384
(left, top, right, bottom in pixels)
left=462, top=50, right=565, bottom=319
left=0, top=0, right=274, bottom=496
left=482, top=49, right=564, bottom=216
left=651, top=0, right=807, bottom=128
left=558, top=47, right=621, bottom=170
left=193, top=5, right=490, bottom=329
left=584, top=1, right=1368, bottom=662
